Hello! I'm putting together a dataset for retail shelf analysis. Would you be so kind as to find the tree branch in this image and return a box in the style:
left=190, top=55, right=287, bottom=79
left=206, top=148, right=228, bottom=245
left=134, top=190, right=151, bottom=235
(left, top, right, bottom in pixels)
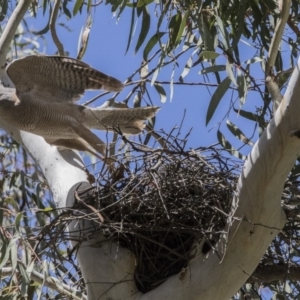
left=50, top=0, right=65, bottom=56
left=266, top=0, right=291, bottom=76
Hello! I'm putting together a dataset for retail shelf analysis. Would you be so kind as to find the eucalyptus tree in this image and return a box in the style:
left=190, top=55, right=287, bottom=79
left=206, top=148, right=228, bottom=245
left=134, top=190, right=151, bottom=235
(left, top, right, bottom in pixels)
left=1, top=1, right=300, bottom=299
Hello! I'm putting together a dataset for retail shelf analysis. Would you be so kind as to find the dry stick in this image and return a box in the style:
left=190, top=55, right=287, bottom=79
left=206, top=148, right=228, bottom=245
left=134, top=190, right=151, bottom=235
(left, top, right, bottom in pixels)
left=49, top=0, right=65, bottom=56
left=75, top=190, right=105, bottom=223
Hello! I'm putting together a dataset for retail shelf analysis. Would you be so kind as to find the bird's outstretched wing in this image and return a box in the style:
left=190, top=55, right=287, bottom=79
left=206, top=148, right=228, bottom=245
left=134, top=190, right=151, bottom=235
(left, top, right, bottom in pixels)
left=83, top=106, right=160, bottom=134
left=6, top=55, right=124, bottom=103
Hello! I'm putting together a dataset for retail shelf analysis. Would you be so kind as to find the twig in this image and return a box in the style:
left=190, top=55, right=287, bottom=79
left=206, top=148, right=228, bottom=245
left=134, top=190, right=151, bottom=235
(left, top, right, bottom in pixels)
left=49, top=0, right=65, bottom=56
left=266, top=0, right=291, bottom=76
left=75, top=190, right=105, bottom=223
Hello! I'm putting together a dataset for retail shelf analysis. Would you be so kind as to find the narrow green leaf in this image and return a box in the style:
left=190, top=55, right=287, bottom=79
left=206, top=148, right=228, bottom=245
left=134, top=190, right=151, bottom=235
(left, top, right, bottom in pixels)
left=0, top=0, right=8, bottom=22
left=135, top=7, right=150, bottom=54
left=18, top=263, right=31, bottom=296
left=144, top=115, right=156, bottom=145
left=77, top=15, right=92, bottom=59
left=180, top=57, right=193, bottom=80
left=233, top=107, right=262, bottom=123
left=151, top=54, right=165, bottom=85
left=242, top=56, right=263, bottom=65
left=133, top=92, right=142, bottom=107
left=226, top=120, right=254, bottom=146
left=183, top=32, right=195, bottom=51
left=43, top=0, right=49, bottom=15
left=30, top=1, right=37, bottom=17
left=20, top=171, right=28, bottom=207
left=206, top=76, right=231, bottom=125
left=174, top=10, right=189, bottom=48
left=146, top=130, right=166, bottom=148
left=39, top=207, right=54, bottom=212
left=31, top=191, right=46, bottom=211
left=217, top=130, right=246, bottom=160
left=226, top=60, right=237, bottom=86
left=125, top=6, right=136, bottom=54
left=170, top=67, right=175, bottom=101
left=87, top=0, right=92, bottom=12
left=216, top=16, right=229, bottom=50
left=73, top=0, right=83, bottom=16
left=10, top=237, right=17, bottom=269
left=9, top=172, right=17, bottom=188
left=15, top=212, right=23, bottom=234
left=62, top=0, right=72, bottom=19
left=200, top=51, right=220, bottom=60
left=237, top=70, right=247, bottom=105
left=157, top=0, right=171, bottom=31
left=154, top=83, right=167, bottom=103
left=0, top=237, right=18, bottom=269
left=231, top=0, right=245, bottom=50
left=199, top=65, right=226, bottom=74
left=117, top=0, right=128, bottom=18
left=143, top=32, right=165, bottom=60
left=109, top=132, right=118, bottom=158
left=34, top=13, right=51, bottom=35
left=137, top=0, right=154, bottom=7
left=169, top=13, right=182, bottom=49
left=137, top=6, right=143, bottom=17
left=0, top=199, right=3, bottom=228
left=197, top=15, right=215, bottom=52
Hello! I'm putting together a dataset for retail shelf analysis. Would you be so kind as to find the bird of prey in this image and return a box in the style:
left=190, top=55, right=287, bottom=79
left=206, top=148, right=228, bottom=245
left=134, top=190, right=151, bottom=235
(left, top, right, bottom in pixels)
left=1, top=55, right=159, bottom=159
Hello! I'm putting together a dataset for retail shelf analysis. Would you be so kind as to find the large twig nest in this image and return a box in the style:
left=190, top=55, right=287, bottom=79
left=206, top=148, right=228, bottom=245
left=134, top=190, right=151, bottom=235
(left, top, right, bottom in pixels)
left=73, top=140, right=240, bottom=292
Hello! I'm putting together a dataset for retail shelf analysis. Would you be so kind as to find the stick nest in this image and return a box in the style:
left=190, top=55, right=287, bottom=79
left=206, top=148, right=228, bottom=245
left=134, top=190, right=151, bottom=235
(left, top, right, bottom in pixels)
left=74, top=142, right=240, bottom=293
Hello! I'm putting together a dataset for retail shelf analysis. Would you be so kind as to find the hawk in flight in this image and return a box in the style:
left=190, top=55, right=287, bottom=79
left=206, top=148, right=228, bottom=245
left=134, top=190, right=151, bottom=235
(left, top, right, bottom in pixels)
left=2, top=55, right=159, bottom=159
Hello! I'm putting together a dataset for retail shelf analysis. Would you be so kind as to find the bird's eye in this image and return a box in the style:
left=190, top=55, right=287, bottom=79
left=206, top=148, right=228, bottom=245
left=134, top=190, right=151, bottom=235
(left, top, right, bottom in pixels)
left=1, top=62, right=9, bottom=69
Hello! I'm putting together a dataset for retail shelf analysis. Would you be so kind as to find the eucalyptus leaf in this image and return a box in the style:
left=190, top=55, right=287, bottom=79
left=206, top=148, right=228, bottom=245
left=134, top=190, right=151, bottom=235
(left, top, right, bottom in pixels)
left=143, top=32, right=165, bottom=60
left=154, top=83, right=167, bottom=103
left=217, top=130, right=245, bottom=160
left=206, top=77, right=231, bottom=125
left=135, top=7, right=150, bottom=54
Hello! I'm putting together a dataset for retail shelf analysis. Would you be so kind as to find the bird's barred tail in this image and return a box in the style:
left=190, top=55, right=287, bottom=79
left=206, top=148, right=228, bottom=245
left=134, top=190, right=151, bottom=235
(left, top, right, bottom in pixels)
left=83, top=106, right=160, bottom=134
